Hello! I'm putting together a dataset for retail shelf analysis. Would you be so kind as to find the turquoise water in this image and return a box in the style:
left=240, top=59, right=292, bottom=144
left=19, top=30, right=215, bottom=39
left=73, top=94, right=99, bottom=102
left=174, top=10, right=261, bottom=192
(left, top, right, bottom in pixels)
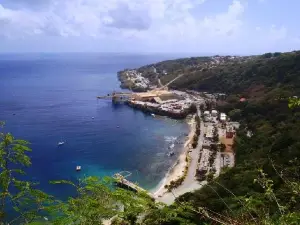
left=0, top=53, right=189, bottom=200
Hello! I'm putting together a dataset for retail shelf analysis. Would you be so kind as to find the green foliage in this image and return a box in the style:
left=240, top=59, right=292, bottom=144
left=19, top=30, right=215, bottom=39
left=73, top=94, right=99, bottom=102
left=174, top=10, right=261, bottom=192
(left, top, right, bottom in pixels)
left=228, top=109, right=242, bottom=120
left=288, top=97, right=300, bottom=108
left=0, top=125, right=55, bottom=224
left=219, top=143, right=226, bottom=152
left=127, top=50, right=300, bottom=224
left=212, top=125, right=219, bottom=143
left=142, top=203, right=198, bottom=225
left=0, top=125, right=156, bottom=225
left=3, top=50, right=300, bottom=224
left=48, top=176, right=155, bottom=224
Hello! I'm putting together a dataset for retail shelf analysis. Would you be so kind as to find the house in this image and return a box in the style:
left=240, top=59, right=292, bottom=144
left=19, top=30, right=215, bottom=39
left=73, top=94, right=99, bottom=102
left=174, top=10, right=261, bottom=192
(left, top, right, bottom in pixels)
left=205, top=125, right=214, bottom=139
left=204, top=111, right=210, bottom=116
left=226, top=126, right=235, bottom=138
left=220, top=113, right=227, bottom=121
left=218, top=93, right=226, bottom=100
left=240, top=97, right=246, bottom=102
left=211, top=110, right=218, bottom=117
left=202, top=140, right=211, bottom=149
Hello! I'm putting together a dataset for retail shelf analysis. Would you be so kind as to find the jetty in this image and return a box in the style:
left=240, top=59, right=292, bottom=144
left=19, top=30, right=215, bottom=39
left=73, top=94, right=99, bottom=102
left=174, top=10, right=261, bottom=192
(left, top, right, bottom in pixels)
left=113, top=171, right=154, bottom=198
left=97, top=92, right=133, bottom=101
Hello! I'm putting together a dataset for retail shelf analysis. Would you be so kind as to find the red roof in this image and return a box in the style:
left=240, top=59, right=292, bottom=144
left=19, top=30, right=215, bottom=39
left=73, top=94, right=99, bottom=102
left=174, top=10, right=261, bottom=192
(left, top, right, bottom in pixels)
left=240, top=98, right=246, bottom=102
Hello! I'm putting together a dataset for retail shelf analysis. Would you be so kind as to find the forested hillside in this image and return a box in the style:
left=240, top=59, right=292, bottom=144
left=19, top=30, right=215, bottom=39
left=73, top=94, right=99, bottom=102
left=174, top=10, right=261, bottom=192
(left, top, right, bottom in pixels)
left=125, top=51, right=300, bottom=224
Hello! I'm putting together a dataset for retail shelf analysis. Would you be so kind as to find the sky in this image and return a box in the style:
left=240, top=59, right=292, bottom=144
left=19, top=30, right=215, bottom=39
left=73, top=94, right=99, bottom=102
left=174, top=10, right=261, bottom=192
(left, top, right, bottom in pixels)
left=0, top=0, right=299, bottom=54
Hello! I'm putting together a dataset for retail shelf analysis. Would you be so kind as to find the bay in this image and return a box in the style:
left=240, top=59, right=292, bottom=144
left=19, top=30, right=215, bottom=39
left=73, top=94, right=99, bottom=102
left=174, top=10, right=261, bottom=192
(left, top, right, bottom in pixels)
left=0, top=53, right=189, bottom=200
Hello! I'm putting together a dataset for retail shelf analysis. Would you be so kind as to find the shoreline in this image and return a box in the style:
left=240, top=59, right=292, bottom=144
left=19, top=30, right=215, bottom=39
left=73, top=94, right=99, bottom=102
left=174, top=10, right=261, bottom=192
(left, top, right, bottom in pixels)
left=152, top=116, right=196, bottom=198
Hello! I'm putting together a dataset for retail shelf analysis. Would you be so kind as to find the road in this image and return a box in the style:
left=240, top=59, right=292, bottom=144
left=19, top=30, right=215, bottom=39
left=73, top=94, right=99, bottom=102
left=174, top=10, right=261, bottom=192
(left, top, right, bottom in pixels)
left=158, top=77, right=163, bottom=87
left=157, top=73, right=186, bottom=90
left=157, top=105, right=207, bottom=205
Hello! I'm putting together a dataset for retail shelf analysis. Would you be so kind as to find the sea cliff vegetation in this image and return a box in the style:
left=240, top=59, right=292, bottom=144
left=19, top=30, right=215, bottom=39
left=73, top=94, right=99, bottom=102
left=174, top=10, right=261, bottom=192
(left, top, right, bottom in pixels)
left=1, top=50, right=300, bottom=224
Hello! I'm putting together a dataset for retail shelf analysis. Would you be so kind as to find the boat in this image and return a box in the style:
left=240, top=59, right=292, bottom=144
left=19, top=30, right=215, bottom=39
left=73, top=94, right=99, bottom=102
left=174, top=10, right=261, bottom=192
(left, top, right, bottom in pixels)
left=168, top=143, right=175, bottom=149
left=151, top=113, right=155, bottom=117
left=76, top=166, right=81, bottom=171
left=57, top=141, right=65, bottom=146
left=167, top=151, right=175, bottom=157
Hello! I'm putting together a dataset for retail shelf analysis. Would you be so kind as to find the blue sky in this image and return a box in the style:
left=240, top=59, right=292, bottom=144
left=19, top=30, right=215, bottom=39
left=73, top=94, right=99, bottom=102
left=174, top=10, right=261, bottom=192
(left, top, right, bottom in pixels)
left=0, top=0, right=299, bottom=54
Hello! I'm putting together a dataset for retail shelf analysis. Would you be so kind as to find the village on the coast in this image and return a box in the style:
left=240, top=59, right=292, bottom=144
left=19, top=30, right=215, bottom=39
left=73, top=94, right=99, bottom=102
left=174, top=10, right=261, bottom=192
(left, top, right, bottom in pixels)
left=97, top=66, right=240, bottom=205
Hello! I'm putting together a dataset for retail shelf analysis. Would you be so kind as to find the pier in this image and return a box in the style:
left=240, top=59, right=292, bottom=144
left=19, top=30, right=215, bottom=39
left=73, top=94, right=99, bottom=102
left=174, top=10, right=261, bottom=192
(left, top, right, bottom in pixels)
left=97, top=92, right=133, bottom=101
left=113, top=171, right=154, bottom=198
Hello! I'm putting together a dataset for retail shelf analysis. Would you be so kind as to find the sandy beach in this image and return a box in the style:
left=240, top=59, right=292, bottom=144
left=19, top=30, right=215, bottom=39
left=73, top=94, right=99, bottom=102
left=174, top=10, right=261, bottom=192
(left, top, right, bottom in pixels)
left=152, top=116, right=196, bottom=199
left=152, top=106, right=206, bottom=205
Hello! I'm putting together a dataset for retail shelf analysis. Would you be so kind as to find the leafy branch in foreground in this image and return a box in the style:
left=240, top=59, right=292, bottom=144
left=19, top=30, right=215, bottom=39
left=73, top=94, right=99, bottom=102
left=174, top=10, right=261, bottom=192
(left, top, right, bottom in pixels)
left=0, top=123, right=158, bottom=225
left=288, top=97, right=300, bottom=109
left=48, top=176, right=155, bottom=225
left=0, top=124, right=56, bottom=224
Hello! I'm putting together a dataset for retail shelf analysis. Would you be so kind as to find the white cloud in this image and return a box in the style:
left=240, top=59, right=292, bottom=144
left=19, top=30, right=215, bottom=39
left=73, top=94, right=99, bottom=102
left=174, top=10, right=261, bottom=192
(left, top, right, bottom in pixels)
left=0, top=0, right=297, bottom=53
left=0, top=0, right=243, bottom=40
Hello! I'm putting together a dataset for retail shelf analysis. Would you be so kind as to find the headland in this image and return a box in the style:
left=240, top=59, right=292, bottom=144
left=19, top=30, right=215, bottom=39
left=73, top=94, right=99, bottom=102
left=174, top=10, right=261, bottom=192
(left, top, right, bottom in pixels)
left=97, top=67, right=239, bottom=205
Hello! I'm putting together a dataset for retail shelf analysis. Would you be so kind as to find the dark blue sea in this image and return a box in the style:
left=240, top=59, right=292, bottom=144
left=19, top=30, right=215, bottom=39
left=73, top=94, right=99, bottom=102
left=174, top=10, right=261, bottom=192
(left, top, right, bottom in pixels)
left=0, top=53, right=189, bottom=200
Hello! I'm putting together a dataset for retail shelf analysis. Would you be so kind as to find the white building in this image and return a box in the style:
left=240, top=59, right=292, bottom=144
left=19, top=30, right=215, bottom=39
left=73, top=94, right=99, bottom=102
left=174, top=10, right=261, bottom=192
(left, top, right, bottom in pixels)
left=206, top=125, right=214, bottom=139
left=204, top=111, right=210, bottom=116
left=220, top=113, right=227, bottom=121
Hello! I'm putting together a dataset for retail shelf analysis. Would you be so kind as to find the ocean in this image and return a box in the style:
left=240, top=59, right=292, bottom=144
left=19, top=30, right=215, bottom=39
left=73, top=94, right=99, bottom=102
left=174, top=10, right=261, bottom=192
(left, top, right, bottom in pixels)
left=0, top=53, right=189, bottom=200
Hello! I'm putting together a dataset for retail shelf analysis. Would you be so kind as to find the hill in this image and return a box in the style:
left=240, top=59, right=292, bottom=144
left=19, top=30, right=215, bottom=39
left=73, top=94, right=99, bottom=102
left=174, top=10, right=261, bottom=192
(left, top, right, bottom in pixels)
left=117, top=51, right=300, bottom=224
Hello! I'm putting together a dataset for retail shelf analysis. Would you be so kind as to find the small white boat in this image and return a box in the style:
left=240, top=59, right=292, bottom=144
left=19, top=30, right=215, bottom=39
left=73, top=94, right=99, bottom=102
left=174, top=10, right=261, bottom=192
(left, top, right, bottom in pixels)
left=168, top=143, right=175, bottom=149
left=151, top=113, right=155, bottom=117
left=76, top=166, right=81, bottom=171
left=57, top=141, right=65, bottom=146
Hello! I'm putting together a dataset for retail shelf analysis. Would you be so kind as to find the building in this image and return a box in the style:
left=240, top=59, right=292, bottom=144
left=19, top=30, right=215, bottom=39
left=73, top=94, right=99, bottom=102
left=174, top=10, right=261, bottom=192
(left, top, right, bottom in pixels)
left=220, top=113, right=227, bottom=121
left=240, top=97, right=247, bottom=102
left=211, top=110, right=218, bottom=117
left=218, top=93, right=227, bottom=100
left=205, top=125, right=214, bottom=139
left=226, top=125, right=235, bottom=138
left=132, top=92, right=158, bottom=101
left=202, top=140, right=211, bottom=150
left=204, top=111, right=210, bottom=116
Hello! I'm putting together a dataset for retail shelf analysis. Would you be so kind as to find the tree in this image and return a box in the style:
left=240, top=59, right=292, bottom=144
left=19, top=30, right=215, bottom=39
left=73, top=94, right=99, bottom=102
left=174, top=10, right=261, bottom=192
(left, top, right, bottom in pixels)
left=0, top=123, right=156, bottom=224
left=0, top=122, right=55, bottom=224
left=219, top=143, right=226, bottom=152
left=200, top=104, right=205, bottom=112
left=49, top=177, right=154, bottom=225
left=212, top=125, right=219, bottom=143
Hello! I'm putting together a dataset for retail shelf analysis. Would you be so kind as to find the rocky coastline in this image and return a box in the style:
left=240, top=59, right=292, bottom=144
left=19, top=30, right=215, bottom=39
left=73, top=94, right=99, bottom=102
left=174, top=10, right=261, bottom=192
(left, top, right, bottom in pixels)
left=117, top=70, right=150, bottom=92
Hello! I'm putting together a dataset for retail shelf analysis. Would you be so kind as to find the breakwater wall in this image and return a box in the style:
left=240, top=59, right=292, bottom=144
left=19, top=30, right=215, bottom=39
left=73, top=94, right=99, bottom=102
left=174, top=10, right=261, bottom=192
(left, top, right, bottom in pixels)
left=126, top=101, right=193, bottom=119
